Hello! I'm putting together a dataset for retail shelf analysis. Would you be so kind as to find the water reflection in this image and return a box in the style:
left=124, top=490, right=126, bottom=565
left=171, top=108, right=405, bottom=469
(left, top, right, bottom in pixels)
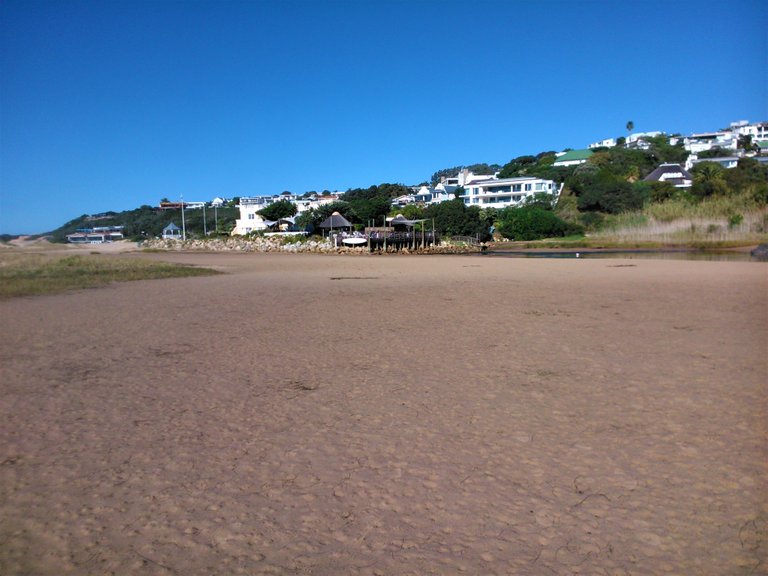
left=481, top=249, right=762, bottom=262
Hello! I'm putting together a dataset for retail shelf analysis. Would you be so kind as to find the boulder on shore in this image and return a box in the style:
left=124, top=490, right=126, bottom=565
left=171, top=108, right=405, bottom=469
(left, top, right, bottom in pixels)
left=750, top=243, right=768, bottom=260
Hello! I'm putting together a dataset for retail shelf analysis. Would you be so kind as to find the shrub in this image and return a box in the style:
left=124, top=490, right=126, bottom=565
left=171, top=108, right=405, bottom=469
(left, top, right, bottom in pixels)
left=497, top=206, right=582, bottom=241
left=580, top=211, right=605, bottom=230
left=728, top=213, right=743, bottom=228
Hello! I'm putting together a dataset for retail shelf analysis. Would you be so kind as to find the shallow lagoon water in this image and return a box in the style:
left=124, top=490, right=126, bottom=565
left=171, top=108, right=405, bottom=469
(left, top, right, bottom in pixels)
left=480, top=249, right=763, bottom=262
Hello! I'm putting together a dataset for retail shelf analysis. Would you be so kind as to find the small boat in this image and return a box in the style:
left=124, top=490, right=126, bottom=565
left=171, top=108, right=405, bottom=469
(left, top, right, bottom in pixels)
left=342, top=237, right=367, bottom=246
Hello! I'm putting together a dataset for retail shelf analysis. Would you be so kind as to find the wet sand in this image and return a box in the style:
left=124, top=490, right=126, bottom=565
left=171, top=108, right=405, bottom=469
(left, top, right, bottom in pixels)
left=1, top=252, right=766, bottom=574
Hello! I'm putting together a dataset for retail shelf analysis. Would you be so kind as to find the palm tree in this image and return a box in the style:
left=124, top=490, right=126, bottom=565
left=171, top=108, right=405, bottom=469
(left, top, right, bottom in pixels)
left=695, top=162, right=723, bottom=183
left=626, top=120, right=634, bottom=138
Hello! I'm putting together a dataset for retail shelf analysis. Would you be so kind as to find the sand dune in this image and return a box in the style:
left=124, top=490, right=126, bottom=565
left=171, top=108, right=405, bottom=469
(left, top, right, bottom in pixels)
left=1, top=253, right=766, bottom=574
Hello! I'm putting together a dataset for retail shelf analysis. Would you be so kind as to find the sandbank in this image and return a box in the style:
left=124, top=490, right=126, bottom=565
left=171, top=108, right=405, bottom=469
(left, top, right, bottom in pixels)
left=1, top=253, right=766, bottom=574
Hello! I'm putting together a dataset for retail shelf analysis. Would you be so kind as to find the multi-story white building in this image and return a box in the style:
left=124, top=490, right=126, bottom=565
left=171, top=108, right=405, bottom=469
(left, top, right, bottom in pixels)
left=233, top=197, right=271, bottom=235
left=440, top=168, right=497, bottom=187
left=461, top=177, right=561, bottom=209
left=294, top=194, right=341, bottom=213
left=730, top=120, right=768, bottom=142
left=671, top=131, right=739, bottom=154
left=233, top=193, right=342, bottom=235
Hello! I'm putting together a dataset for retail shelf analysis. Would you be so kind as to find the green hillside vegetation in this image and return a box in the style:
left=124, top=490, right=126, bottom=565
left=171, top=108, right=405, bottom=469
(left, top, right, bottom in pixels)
left=43, top=132, right=768, bottom=247
left=424, top=137, right=767, bottom=243
left=296, top=184, right=411, bottom=230
left=49, top=204, right=239, bottom=242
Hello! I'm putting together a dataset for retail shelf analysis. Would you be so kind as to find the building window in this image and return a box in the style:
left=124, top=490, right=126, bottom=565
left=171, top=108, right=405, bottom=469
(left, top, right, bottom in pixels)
left=248, top=213, right=255, bottom=219
left=512, top=184, right=521, bottom=192
left=525, top=184, right=532, bottom=191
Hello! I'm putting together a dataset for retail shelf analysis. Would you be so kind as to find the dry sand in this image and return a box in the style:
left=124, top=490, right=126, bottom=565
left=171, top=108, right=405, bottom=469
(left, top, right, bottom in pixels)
left=1, top=252, right=766, bottom=575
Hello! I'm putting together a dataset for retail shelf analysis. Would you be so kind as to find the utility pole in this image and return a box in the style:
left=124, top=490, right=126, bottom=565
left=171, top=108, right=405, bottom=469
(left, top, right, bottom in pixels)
left=203, top=204, right=207, bottom=235
left=181, top=194, right=187, bottom=241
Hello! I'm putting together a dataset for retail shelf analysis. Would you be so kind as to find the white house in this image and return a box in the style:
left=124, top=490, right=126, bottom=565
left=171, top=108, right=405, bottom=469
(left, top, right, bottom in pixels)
left=643, top=164, right=693, bottom=188
left=461, top=177, right=561, bottom=209
left=440, top=168, right=497, bottom=187
left=294, top=194, right=341, bottom=213
left=553, top=149, right=593, bottom=167
left=233, top=197, right=272, bottom=235
left=626, top=131, right=663, bottom=150
left=672, top=131, right=738, bottom=154
left=688, top=156, right=740, bottom=171
left=589, top=138, right=617, bottom=149
left=730, top=120, right=768, bottom=141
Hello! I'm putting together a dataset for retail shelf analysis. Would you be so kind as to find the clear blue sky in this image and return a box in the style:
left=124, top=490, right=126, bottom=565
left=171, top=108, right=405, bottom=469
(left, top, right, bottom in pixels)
left=1, top=0, right=766, bottom=234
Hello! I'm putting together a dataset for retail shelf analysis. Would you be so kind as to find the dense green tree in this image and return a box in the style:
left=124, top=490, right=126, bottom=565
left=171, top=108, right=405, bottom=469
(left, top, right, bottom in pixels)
left=258, top=199, right=297, bottom=221
left=390, top=204, right=425, bottom=220
left=690, top=162, right=728, bottom=198
left=498, top=152, right=570, bottom=182
left=645, top=135, right=688, bottom=164
left=468, top=163, right=502, bottom=174
left=423, top=198, right=487, bottom=237
left=647, top=180, right=680, bottom=203
left=568, top=171, right=648, bottom=213
left=737, top=134, right=757, bottom=152
left=587, top=146, right=655, bottom=179
left=339, top=184, right=405, bottom=225
left=523, top=192, right=557, bottom=209
left=696, top=147, right=732, bottom=159
left=496, top=206, right=582, bottom=240
left=296, top=201, right=353, bottom=231
left=722, top=157, right=768, bottom=196
left=295, top=209, right=319, bottom=231
left=349, top=195, right=392, bottom=225
left=497, top=155, right=537, bottom=178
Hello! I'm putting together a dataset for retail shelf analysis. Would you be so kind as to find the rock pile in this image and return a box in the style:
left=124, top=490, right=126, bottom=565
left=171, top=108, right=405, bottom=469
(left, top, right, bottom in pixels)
left=140, top=236, right=480, bottom=255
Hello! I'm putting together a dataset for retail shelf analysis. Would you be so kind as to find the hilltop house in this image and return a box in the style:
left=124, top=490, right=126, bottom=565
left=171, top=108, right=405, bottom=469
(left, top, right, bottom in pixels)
left=390, top=171, right=559, bottom=210
left=553, top=149, right=593, bottom=167
left=589, top=138, right=617, bottom=149
left=670, top=131, right=738, bottom=154
left=626, top=131, right=664, bottom=150
left=643, top=164, right=693, bottom=188
left=688, top=156, right=740, bottom=171
left=729, top=120, right=768, bottom=142
left=461, top=176, right=561, bottom=208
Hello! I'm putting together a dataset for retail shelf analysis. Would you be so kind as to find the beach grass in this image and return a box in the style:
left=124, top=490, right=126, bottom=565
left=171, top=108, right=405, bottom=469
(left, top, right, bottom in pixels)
left=0, top=253, right=219, bottom=299
left=505, top=196, right=768, bottom=249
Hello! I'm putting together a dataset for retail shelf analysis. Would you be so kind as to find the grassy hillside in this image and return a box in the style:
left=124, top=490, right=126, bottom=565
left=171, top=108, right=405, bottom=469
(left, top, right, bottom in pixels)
left=48, top=205, right=239, bottom=242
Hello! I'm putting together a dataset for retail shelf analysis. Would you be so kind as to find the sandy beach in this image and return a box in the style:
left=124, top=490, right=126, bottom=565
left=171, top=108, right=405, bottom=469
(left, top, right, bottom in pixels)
left=1, top=252, right=766, bottom=574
